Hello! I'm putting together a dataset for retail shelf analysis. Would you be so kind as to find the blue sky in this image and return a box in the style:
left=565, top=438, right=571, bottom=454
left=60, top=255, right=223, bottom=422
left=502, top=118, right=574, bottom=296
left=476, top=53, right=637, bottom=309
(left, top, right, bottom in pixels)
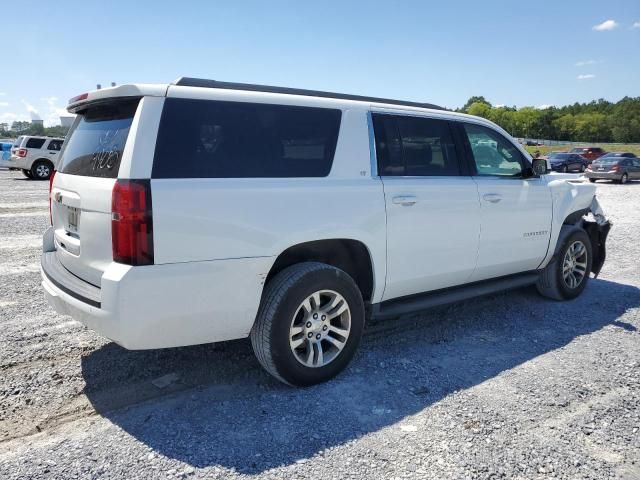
left=2, top=0, right=639, bottom=126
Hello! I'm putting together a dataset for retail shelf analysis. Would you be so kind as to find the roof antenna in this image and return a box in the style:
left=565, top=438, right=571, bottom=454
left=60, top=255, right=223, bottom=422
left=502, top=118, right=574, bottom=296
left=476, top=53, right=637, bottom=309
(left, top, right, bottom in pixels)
left=96, top=84, right=102, bottom=90
left=111, top=82, right=116, bottom=87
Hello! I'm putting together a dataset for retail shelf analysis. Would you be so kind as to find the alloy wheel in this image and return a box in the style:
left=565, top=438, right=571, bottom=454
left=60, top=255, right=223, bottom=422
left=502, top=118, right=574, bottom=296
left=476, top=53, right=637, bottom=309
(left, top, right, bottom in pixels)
left=289, top=290, right=351, bottom=368
left=562, top=241, right=588, bottom=289
left=35, top=164, right=50, bottom=179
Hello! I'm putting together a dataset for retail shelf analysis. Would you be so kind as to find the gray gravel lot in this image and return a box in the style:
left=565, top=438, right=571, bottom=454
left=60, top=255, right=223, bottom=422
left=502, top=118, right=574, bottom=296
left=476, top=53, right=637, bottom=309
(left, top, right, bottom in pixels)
left=0, top=169, right=638, bottom=479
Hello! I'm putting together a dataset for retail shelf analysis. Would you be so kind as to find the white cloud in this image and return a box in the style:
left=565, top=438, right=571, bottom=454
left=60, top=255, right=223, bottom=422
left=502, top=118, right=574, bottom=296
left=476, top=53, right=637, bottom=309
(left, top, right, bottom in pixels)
left=0, top=101, right=8, bottom=107
left=577, top=74, right=596, bottom=80
left=633, top=21, right=640, bottom=29
left=593, top=19, right=618, bottom=31
left=0, top=112, right=19, bottom=122
left=537, top=104, right=553, bottom=109
left=575, top=59, right=597, bottom=66
left=41, top=96, right=71, bottom=127
left=0, top=92, right=6, bottom=96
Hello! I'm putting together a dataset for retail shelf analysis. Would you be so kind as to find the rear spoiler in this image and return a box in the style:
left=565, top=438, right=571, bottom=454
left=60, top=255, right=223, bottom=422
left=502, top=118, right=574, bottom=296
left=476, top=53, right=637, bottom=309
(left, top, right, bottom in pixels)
left=67, top=84, right=168, bottom=113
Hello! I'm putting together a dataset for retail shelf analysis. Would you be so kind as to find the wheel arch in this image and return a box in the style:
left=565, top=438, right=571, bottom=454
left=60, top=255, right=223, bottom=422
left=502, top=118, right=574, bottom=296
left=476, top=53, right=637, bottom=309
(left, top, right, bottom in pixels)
left=265, top=239, right=376, bottom=303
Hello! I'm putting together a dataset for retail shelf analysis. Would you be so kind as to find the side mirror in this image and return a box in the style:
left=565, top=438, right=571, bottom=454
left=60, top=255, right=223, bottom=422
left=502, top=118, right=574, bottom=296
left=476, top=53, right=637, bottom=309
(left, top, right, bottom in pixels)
left=532, top=158, right=548, bottom=176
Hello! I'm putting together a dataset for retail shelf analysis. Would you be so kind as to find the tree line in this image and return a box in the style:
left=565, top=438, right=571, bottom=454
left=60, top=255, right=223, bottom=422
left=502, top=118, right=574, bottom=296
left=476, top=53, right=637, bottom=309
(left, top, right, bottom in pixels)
left=2, top=96, right=639, bottom=143
left=458, top=96, right=640, bottom=143
left=0, top=121, right=69, bottom=139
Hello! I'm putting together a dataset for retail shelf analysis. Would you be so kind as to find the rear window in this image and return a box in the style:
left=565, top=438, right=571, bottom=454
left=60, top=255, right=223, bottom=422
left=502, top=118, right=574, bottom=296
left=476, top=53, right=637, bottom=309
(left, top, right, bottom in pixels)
left=25, top=138, right=46, bottom=149
left=58, top=99, right=140, bottom=178
left=13, top=136, right=24, bottom=147
left=152, top=98, right=342, bottom=178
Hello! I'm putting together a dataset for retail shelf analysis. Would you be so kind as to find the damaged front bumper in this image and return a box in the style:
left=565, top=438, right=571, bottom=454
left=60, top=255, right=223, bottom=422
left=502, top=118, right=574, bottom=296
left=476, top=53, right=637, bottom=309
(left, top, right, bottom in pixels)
left=583, top=197, right=611, bottom=278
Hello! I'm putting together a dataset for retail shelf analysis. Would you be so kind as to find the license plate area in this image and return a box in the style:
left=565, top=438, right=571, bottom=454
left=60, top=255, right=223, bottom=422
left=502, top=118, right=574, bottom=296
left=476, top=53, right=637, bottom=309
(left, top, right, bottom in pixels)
left=66, top=206, right=80, bottom=235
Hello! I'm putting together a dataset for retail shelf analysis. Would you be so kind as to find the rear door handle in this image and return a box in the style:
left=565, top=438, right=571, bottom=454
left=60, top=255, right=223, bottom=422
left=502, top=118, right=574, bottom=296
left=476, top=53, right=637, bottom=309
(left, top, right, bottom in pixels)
left=482, top=193, right=502, bottom=203
left=392, top=195, right=417, bottom=206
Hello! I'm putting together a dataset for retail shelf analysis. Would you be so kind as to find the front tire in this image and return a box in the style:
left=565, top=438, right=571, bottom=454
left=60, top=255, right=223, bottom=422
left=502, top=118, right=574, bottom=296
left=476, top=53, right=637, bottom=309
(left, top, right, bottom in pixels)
left=251, top=262, right=365, bottom=386
left=561, top=165, right=568, bottom=173
left=620, top=173, right=628, bottom=184
left=31, top=160, right=53, bottom=180
left=588, top=178, right=596, bottom=183
left=537, top=229, right=592, bottom=301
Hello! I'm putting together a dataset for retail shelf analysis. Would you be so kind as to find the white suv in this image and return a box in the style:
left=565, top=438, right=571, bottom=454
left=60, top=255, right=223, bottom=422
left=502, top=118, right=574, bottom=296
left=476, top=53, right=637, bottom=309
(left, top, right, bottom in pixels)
left=10, top=135, right=63, bottom=179
left=41, top=79, right=611, bottom=386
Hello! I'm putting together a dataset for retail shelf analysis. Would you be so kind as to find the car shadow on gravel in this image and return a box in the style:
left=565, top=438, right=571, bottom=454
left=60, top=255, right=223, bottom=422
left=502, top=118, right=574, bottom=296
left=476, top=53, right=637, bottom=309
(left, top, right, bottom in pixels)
left=81, top=278, right=640, bottom=474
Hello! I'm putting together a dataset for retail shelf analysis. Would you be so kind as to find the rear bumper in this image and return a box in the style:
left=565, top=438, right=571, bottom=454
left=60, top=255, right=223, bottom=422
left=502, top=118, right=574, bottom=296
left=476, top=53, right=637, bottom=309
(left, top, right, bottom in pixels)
left=585, top=171, right=619, bottom=180
left=7, top=156, right=29, bottom=169
left=41, top=243, right=274, bottom=349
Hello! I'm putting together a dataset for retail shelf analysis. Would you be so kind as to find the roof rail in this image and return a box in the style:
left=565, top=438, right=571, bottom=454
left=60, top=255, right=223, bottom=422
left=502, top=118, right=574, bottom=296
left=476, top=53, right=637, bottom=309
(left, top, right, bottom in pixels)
left=172, top=77, right=444, bottom=111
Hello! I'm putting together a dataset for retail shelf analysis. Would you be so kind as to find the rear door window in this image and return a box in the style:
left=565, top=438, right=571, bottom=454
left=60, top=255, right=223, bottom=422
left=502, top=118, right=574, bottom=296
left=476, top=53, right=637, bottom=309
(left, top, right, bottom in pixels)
left=152, top=98, right=342, bottom=178
left=47, top=140, right=63, bottom=151
left=25, top=138, right=46, bottom=149
left=372, top=114, right=461, bottom=176
left=58, top=99, right=139, bottom=178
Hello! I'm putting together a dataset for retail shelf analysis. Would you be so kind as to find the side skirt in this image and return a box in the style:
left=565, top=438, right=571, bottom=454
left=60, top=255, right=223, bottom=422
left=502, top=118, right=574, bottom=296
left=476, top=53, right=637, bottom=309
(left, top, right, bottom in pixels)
left=371, top=271, right=540, bottom=320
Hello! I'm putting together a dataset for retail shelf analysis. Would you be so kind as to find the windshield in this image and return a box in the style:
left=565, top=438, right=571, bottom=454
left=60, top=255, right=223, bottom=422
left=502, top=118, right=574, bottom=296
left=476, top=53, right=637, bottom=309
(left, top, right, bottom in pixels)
left=602, top=152, right=627, bottom=158
left=569, top=148, right=584, bottom=153
left=58, top=99, right=140, bottom=178
left=593, top=159, right=618, bottom=164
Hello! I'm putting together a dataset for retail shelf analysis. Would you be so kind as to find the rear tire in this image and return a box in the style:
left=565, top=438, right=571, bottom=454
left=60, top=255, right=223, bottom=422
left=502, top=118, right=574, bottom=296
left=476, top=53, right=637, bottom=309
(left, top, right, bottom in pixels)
left=251, top=262, right=365, bottom=386
left=561, top=165, right=568, bottom=173
left=31, top=160, right=53, bottom=180
left=620, top=173, right=628, bottom=184
left=21, top=169, right=33, bottom=178
left=537, top=229, right=592, bottom=301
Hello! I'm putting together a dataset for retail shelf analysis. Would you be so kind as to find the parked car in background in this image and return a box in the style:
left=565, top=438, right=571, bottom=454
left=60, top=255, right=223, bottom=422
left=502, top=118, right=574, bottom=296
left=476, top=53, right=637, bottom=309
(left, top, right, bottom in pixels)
left=0, top=142, right=12, bottom=168
left=569, top=147, right=606, bottom=162
left=8, top=136, right=64, bottom=179
left=547, top=152, right=589, bottom=172
left=586, top=153, right=640, bottom=184
left=40, top=78, right=610, bottom=386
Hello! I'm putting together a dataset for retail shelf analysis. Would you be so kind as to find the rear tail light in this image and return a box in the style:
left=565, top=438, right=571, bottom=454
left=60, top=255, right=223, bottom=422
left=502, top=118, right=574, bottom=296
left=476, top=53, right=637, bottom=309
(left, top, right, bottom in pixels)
left=586, top=165, right=592, bottom=171
left=111, top=179, right=154, bottom=266
left=17, top=148, right=27, bottom=158
left=610, top=165, right=620, bottom=172
left=49, top=170, right=56, bottom=225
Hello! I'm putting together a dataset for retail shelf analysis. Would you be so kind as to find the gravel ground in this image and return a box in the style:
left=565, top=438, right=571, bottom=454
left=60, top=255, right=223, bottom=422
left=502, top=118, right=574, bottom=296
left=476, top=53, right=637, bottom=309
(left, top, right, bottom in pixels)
left=0, top=169, right=638, bottom=479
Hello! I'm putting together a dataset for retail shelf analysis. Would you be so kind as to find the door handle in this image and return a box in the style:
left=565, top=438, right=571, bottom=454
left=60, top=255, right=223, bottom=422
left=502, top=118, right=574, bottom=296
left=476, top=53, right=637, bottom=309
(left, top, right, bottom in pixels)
left=482, top=193, right=502, bottom=203
left=392, top=195, right=417, bottom=206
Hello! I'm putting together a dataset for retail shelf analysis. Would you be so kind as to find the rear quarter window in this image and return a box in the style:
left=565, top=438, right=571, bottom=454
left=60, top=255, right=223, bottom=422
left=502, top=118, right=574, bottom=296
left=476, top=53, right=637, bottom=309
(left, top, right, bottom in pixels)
left=58, top=99, right=139, bottom=178
left=152, top=98, right=342, bottom=178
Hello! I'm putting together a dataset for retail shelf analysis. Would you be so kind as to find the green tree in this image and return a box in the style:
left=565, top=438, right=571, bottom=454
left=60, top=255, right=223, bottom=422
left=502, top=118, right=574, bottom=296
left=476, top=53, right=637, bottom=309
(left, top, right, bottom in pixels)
left=461, top=96, right=491, bottom=112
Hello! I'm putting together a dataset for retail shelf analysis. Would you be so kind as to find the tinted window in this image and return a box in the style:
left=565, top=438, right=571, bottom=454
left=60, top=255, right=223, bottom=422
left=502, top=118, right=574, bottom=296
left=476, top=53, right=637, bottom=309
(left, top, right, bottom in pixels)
left=549, top=153, right=570, bottom=159
left=25, top=138, right=46, bottom=149
left=372, top=114, right=460, bottom=176
left=47, top=140, right=63, bottom=151
left=462, top=123, right=525, bottom=177
left=153, top=98, right=341, bottom=178
left=59, top=99, right=139, bottom=178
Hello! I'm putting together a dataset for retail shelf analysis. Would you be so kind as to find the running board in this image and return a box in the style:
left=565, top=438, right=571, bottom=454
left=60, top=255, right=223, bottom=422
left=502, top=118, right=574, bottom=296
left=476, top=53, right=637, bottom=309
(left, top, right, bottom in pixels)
left=371, top=272, right=540, bottom=320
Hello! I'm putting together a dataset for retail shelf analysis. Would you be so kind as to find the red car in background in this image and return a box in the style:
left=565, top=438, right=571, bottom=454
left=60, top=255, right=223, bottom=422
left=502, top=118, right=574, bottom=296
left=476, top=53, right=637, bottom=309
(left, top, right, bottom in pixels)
left=569, top=147, right=606, bottom=162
